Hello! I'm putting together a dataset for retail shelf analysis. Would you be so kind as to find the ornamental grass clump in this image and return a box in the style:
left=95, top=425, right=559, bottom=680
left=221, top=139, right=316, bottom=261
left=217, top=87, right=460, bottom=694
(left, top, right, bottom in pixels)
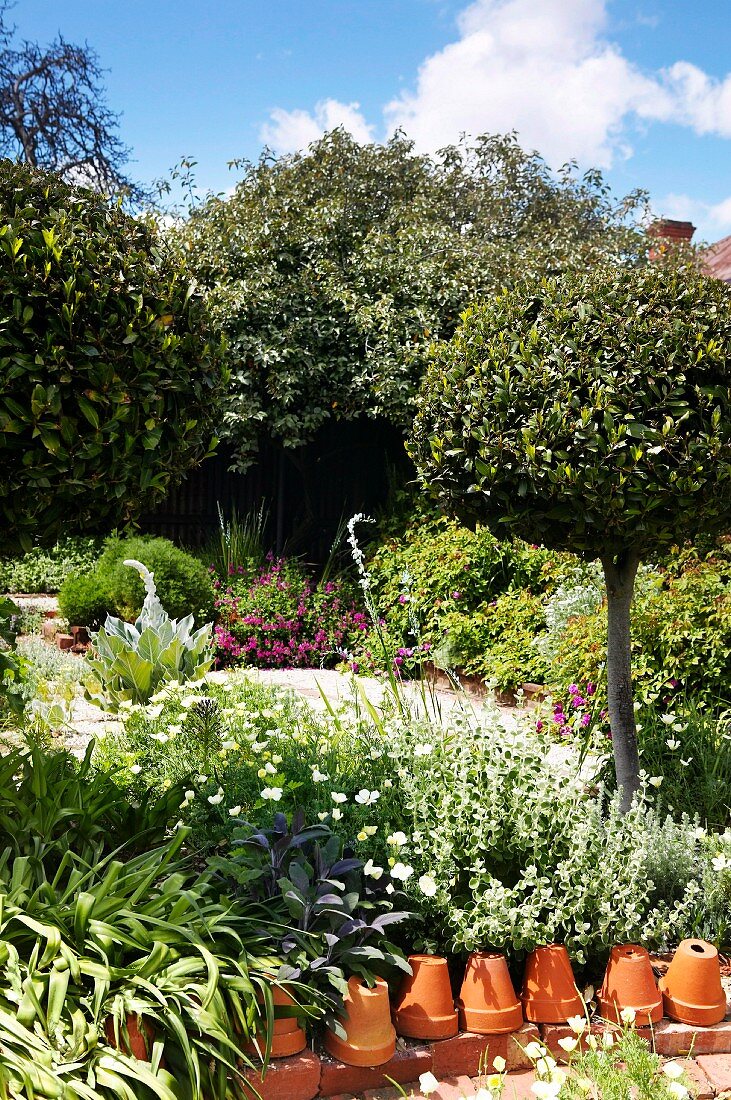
left=85, top=560, right=213, bottom=712
left=0, top=740, right=319, bottom=1099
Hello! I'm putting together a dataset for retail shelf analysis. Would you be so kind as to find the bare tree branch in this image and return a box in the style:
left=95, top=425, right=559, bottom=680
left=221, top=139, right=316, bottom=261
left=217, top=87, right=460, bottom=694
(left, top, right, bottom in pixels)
left=0, top=3, right=144, bottom=202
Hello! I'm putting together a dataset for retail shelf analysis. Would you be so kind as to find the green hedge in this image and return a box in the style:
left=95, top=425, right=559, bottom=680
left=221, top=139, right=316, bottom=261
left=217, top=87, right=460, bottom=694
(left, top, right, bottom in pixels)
left=58, top=536, right=215, bottom=627
left=0, top=161, right=224, bottom=550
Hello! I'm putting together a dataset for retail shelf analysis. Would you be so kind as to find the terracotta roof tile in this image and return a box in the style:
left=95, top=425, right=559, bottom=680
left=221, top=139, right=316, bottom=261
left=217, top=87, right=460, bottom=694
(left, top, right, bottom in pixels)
left=704, top=234, right=731, bottom=282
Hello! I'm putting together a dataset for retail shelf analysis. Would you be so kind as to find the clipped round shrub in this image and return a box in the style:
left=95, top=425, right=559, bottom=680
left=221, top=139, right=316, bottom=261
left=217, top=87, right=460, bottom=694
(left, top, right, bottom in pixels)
left=0, top=162, right=224, bottom=551
left=58, top=572, right=113, bottom=629
left=409, top=262, right=731, bottom=804
left=96, top=537, right=215, bottom=625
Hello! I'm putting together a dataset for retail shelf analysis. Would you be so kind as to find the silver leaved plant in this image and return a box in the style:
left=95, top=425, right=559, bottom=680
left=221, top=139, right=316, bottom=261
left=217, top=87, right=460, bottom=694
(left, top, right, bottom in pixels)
left=85, top=560, right=214, bottom=712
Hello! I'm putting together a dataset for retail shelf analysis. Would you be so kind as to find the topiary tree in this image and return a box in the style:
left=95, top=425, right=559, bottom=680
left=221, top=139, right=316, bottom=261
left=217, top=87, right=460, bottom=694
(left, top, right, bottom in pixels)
left=179, top=129, right=648, bottom=469
left=0, top=161, right=224, bottom=550
left=409, top=263, right=731, bottom=808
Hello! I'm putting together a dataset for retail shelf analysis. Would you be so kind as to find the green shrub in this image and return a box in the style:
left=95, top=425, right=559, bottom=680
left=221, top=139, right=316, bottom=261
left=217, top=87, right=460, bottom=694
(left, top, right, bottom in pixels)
left=553, top=550, right=731, bottom=708
left=94, top=671, right=715, bottom=968
left=361, top=509, right=555, bottom=685
left=0, top=161, right=225, bottom=550
left=0, top=536, right=103, bottom=593
left=369, top=512, right=550, bottom=631
left=97, top=535, right=216, bottom=624
left=57, top=570, right=114, bottom=628
left=436, top=590, right=550, bottom=691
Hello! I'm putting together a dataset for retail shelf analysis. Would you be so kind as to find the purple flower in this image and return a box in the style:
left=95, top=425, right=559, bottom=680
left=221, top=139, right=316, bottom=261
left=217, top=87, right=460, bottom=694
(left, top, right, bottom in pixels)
left=585, top=682, right=596, bottom=696
left=398, top=594, right=409, bottom=605
left=535, top=720, right=543, bottom=732
left=580, top=713, right=591, bottom=727
left=568, top=684, right=579, bottom=695
left=451, top=591, right=461, bottom=600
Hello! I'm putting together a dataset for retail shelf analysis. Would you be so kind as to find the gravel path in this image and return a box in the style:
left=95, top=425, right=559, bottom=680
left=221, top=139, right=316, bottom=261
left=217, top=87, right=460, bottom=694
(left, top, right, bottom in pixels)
left=60, top=663, right=556, bottom=762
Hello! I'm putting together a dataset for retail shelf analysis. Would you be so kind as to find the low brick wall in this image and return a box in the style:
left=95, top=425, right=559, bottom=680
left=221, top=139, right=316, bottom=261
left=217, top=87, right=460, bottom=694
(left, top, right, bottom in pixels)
left=242, top=1015, right=731, bottom=1098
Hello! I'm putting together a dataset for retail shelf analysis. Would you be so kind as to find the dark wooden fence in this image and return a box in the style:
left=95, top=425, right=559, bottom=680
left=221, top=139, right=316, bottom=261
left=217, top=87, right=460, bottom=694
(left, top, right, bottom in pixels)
left=141, top=417, right=412, bottom=562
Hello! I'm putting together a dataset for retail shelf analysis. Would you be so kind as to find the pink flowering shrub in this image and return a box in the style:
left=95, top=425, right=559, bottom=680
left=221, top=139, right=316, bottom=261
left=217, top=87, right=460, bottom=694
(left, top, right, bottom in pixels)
left=543, top=681, right=607, bottom=743
left=213, top=556, right=368, bottom=668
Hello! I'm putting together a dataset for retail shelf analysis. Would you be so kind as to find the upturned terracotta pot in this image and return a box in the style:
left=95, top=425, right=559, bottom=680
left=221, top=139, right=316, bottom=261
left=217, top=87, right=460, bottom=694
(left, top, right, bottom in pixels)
left=659, top=939, right=727, bottom=1027
left=244, top=984, right=307, bottom=1058
left=104, top=1014, right=153, bottom=1060
left=599, top=944, right=663, bottom=1026
left=393, top=954, right=458, bottom=1040
left=521, top=945, right=584, bottom=1023
left=324, top=976, right=396, bottom=1067
left=457, top=952, right=523, bottom=1034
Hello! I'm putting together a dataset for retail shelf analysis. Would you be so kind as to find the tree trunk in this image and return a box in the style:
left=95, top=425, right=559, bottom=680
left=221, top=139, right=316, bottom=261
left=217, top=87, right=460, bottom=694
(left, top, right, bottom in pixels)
left=600, top=548, right=641, bottom=812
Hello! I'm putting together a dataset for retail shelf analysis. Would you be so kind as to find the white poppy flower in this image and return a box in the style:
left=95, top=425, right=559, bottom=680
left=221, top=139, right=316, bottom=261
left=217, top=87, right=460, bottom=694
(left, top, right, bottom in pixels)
left=261, top=787, right=283, bottom=801
left=355, top=789, right=380, bottom=805
left=418, top=1072, right=439, bottom=1096
left=662, top=1062, right=684, bottom=1081
left=531, top=1082, right=561, bottom=1098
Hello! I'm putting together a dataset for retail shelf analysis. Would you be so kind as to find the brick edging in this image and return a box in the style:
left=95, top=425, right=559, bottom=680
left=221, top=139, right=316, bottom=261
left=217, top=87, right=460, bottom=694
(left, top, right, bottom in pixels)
left=243, top=1015, right=731, bottom=1098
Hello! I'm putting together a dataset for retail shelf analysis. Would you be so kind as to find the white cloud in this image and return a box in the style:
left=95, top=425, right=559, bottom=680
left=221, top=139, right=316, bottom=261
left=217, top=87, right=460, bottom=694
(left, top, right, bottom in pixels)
left=258, top=0, right=731, bottom=188
left=661, top=62, right=731, bottom=137
left=260, top=98, right=374, bottom=153
left=384, top=0, right=674, bottom=168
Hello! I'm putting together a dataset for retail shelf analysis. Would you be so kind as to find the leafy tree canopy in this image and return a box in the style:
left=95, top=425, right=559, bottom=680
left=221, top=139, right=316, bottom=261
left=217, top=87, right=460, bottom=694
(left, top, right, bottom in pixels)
left=409, top=263, right=731, bottom=561
left=179, top=129, right=649, bottom=469
left=0, top=161, right=225, bottom=550
left=408, top=262, right=731, bottom=806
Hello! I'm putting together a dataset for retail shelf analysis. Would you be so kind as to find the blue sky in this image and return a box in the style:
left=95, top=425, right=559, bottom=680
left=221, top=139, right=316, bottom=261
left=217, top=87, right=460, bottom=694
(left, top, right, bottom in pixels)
left=10, top=0, right=731, bottom=242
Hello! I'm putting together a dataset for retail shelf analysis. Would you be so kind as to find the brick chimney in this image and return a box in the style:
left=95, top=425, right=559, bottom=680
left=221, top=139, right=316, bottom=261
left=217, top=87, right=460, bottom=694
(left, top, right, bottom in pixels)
left=648, top=219, right=695, bottom=260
